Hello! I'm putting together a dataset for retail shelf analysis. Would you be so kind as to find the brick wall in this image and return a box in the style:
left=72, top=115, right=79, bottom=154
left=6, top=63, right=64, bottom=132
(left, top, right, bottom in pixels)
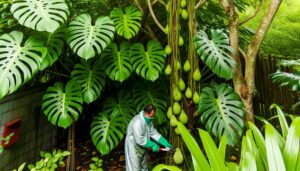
left=0, top=86, right=59, bottom=170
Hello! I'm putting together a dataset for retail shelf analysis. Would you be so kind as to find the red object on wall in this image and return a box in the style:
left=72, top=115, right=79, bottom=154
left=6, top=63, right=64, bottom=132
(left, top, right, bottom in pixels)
left=1, top=118, right=22, bottom=148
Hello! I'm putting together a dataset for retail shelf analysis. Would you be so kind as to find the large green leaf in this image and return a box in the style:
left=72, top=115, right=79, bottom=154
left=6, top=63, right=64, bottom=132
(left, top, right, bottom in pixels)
left=198, top=83, right=244, bottom=146
left=110, top=6, right=142, bottom=39
left=133, top=80, right=168, bottom=125
left=283, top=118, right=300, bottom=171
left=0, top=31, right=47, bottom=99
left=101, top=42, right=133, bottom=82
left=199, top=129, right=228, bottom=171
left=103, top=90, right=136, bottom=127
left=11, top=0, right=69, bottom=32
left=71, top=60, right=106, bottom=104
left=67, top=13, right=115, bottom=60
left=194, top=29, right=236, bottom=80
left=90, top=111, right=124, bottom=155
left=29, top=29, right=65, bottom=70
left=42, top=80, right=83, bottom=129
left=130, top=40, right=166, bottom=81
left=270, top=104, right=289, bottom=138
left=265, top=124, right=286, bottom=171
left=177, top=122, right=211, bottom=171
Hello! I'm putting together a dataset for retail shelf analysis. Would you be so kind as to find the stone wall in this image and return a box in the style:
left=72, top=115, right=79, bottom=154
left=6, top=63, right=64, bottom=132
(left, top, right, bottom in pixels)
left=0, top=86, right=59, bottom=170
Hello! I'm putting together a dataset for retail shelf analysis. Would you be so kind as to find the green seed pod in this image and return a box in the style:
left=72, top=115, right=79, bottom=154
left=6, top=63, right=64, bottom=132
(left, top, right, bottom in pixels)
left=172, top=102, right=181, bottom=115
left=165, top=25, right=169, bottom=34
left=170, top=115, right=178, bottom=127
left=173, top=87, right=182, bottom=101
left=178, top=36, right=184, bottom=46
left=178, top=78, right=185, bottom=91
left=193, top=68, right=201, bottom=81
left=183, top=60, right=191, bottom=72
left=185, top=87, right=192, bottom=99
left=165, top=45, right=172, bottom=55
left=173, top=148, right=183, bottom=164
left=174, top=127, right=181, bottom=135
left=181, top=9, right=188, bottom=20
left=180, top=0, right=187, bottom=8
left=164, top=64, right=172, bottom=75
left=179, top=110, right=188, bottom=124
left=193, top=92, right=200, bottom=104
left=176, top=61, right=181, bottom=71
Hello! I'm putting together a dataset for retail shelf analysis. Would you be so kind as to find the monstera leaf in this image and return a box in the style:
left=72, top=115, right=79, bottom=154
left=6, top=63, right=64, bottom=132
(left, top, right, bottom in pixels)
left=131, top=41, right=166, bottom=81
left=29, top=29, right=65, bottom=70
left=271, top=59, right=300, bottom=91
left=198, top=83, right=244, bottom=146
left=194, top=29, right=236, bottom=80
left=67, top=13, right=115, bottom=60
left=42, top=80, right=83, bottom=129
left=90, top=111, right=124, bottom=155
left=133, top=80, right=168, bottom=124
left=71, top=60, right=106, bottom=104
left=110, top=6, right=142, bottom=39
left=11, top=0, right=69, bottom=32
left=101, top=42, right=133, bottom=82
left=103, top=90, right=136, bottom=127
left=0, top=31, right=47, bottom=99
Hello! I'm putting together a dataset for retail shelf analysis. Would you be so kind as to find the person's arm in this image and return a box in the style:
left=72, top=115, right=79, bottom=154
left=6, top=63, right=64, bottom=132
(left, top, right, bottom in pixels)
left=150, top=123, right=173, bottom=148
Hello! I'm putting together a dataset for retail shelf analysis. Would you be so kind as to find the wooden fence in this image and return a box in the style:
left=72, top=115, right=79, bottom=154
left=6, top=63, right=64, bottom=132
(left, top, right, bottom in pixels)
left=253, top=54, right=299, bottom=120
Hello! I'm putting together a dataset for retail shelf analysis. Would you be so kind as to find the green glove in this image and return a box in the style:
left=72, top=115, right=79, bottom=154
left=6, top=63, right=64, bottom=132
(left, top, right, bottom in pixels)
left=145, top=139, right=160, bottom=152
left=158, top=136, right=172, bottom=148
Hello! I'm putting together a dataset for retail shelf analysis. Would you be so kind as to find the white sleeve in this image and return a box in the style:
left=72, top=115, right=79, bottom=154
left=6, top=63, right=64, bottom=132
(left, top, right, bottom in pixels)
left=150, top=123, right=161, bottom=142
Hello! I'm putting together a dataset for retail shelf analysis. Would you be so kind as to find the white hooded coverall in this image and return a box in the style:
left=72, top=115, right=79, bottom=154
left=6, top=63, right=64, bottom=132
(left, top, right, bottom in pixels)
left=125, top=111, right=161, bottom=171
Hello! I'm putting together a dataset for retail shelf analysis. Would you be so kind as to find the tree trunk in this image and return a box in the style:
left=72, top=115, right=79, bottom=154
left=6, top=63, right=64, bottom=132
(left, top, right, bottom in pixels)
left=66, top=122, right=75, bottom=171
left=221, top=0, right=282, bottom=123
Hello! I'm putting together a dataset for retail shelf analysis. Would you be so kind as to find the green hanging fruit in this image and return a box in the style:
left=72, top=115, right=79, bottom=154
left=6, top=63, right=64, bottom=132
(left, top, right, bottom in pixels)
left=178, top=36, right=184, bottom=46
left=165, top=45, right=172, bottom=55
left=181, top=9, right=188, bottom=20
left=185, top=87, right=192, bottom=99
left=164, top=64, right=172, bottom=75
left=173, top=148, right=183, bottom=164
left=165, top=25, right=169, bottom=34
left=173, top=87, right=182, bottom=101
left=180, top=0, right=187, bottom=8
left=170, top=115, right=178, bottom=127
left=178, top=78, right=185, bottom=91
left=193, top=68, right=201, bottom=81
left=179, top=110, right=188, bottom=124
left=183, top=60, right=191, bottom=72
left=167, top=106, right=173, bottom=119
left=174, top=127, right=181, bottom=135
left=172, top=102, right=181, bottom=115
left=193, top=92, right=200, bottom=104
left=176, top=61, right=181, bottom=71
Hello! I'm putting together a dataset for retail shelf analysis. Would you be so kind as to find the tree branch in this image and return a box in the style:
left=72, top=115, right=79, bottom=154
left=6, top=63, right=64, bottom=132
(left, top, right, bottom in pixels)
left=147, top=0, right=165, bottom=32
left=239, top=0, right=262, bottom=26
left=195, top=0, right=206, bottom=9
left=144, top=23, right=158, bottom=40
left=134, top=0, right=144, bottom=15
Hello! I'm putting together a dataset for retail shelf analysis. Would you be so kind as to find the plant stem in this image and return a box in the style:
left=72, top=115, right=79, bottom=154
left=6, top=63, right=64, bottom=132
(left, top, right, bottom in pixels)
left=44, top=70, right=70, bottom=78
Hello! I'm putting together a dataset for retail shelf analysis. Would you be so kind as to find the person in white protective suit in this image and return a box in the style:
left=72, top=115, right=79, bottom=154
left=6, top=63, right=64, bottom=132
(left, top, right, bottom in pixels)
left=125, top=104, right=172, bottom=171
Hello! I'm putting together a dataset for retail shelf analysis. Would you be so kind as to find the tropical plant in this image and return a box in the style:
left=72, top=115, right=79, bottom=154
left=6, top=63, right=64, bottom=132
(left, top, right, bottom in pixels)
left=198, top=82, right=245, bottom=146
left=90, top=111, right=124, bottom=155
left=42, top=80, right=83, bottom=129
left=101, top=42, right=133, bottom=82
left=10, top=0, right=69, bottom=33
left=0, top=133, right=14, bottom=154
left=27, top=149, right=70, bottom=171
left=66, top=13, right=115, bottom=60
left=89, top=157, right=103, bottom=171
left=130, top=40, right=166, bottom=81
left=12, top=162, right=26, bottom=171
left=0, top=31, right=47, bottom=99
left=110, top=6, right=142, bottom=39
left=194, top=29, right=236, bottom=80
left=71, top=59, right=106, bottom=104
